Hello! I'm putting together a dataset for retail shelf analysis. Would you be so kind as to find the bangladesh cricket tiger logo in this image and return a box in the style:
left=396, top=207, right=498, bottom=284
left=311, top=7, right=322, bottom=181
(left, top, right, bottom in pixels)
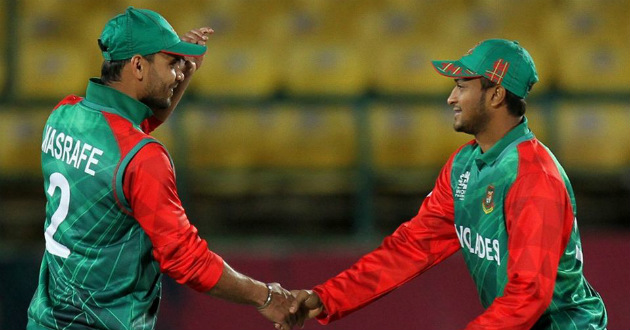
left=482, top=185, right=495, bottom=214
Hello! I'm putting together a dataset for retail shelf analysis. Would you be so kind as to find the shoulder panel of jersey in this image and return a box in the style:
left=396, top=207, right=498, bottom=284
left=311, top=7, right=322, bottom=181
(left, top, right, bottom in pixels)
left=514, top=139, right=566, bottom=188
left=101, top=111, right=164, bottom=215
left=52, top=95, right=84, bottom=112
left=453, top=139, right=477, bottom=156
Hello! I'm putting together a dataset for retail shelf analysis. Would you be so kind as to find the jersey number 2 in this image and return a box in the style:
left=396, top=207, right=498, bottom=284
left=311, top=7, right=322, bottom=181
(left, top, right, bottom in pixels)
left=45, top=172, right=71, bottom=258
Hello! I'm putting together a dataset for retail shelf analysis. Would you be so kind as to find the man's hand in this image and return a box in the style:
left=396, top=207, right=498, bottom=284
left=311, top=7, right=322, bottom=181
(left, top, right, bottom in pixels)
left=290, top=290, right=324, bottom=328
left=181, top=27, right=213, bottom=75
left=257, top=283, right=297, bottom=330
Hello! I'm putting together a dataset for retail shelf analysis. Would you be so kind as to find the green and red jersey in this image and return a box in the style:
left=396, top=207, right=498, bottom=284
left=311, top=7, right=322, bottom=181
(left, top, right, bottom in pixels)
left=28, top=78, right=224, bottom=330
left=313, top=118, right=607, bottom=329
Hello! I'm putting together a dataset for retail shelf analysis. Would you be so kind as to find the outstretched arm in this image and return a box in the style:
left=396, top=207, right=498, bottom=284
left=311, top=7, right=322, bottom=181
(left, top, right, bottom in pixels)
left=290, top=151, right=463, bottom=325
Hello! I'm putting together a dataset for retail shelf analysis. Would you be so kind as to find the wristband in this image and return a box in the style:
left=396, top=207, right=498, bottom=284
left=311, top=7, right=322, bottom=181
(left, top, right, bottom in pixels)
left=257, top=284, right=273, bottom=310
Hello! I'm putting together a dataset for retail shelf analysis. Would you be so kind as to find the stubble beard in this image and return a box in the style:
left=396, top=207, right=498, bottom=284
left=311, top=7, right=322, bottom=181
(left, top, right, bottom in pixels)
left=453, top=92, right=490, bottom=136
left=140, top=67, right=172, bottom=110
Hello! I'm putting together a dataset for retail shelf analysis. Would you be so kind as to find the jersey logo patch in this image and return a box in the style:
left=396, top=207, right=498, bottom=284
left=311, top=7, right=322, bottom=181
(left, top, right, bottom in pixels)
left=482, top=185, right=495, bottom=214
left=455, top=171, right=470, bottom=200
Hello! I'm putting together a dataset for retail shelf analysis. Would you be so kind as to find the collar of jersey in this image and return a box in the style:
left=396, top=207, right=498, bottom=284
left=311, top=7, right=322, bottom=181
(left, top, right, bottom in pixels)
left=83, top=78, right=153, bottom=126
left=476, top=117, right=532, bottom=167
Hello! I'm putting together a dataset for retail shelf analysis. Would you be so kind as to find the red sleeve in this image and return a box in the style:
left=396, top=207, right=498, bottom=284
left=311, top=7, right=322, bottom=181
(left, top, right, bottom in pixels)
left=123, top=143, right=224, bottom=292
left=313, top=153, right=461, bottom=324
left=140, top=116, right=163, bottom=134
left=465, top=171, right=574, bottom=329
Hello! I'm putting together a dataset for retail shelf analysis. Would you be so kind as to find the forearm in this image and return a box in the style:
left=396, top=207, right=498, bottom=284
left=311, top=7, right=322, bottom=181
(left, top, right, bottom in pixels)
left=315, top=219, right=460, bottom=324
left=150, top=74, right=192, bottom=122
left=315, top=157, right=459, bottom=324
left=208, top=262, right=269, bottom=307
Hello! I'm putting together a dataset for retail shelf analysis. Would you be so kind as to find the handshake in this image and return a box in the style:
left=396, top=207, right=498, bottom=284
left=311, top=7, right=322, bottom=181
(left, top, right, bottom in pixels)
left=256, top=284, right=324, bottom=330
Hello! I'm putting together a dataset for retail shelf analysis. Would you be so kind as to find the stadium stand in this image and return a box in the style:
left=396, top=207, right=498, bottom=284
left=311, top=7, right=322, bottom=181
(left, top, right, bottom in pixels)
left=555, top=101, right=630, bottom=171
left=17, top=40, right=92, bottom=99
left=180, top=105, right=262, bottom=169
left=259, top=104, right=356, bottom=168
left=283, top=42, right=367, bottom=96
left=0, top=107, right=49, bottom=176
left=189, top=40, right=279, bottom=97
left=1, top=0, right=629, bottom=238
left=369, top=103, right=471, bottom=168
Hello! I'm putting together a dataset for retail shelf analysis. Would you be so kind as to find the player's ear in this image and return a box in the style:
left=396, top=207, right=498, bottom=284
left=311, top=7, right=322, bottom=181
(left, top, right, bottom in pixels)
left=490, top=85, right=506, bottom=107
left=129, top=55, right=145, bottom=80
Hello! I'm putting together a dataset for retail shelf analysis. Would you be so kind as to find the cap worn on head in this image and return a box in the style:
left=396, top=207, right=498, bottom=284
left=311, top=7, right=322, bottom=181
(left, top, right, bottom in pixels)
left=431, top=39, right=538, bottom=98
left=98, top=6, right=206, bottom=61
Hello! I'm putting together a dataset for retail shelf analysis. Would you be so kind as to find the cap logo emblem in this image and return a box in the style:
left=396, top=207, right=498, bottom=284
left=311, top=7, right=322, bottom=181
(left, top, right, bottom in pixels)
left=485, top=59, right=510, bottom=85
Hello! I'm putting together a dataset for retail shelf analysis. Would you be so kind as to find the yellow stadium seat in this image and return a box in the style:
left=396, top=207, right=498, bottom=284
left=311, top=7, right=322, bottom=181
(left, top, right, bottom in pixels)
left=180, top=105, right=261, bottom=169
left=283, top=43, right=367, bottom=96
left=355, top=7, right=447, bottom=53
left=555, top=41, right=630, bottom=93
left=265, top=1, right=362, bottom=46
left=161, top=0, right=286, bottom=44
left=0, top=108, right=51, bottom=176
left=122, top=0, right=201, bottom=17
left=371, top=39, right=455, bottom=95
left=545, top=1, right=629, bottom=48
left=19, top=0, right=112, bottom=44
left=189, top=41, right=278, bottom=98
left=17, top=40, right=92, bottom=99
left=369, top=103, right=471, bottom=169
left=472, top=0, right=552, bottom=37
left=259, top=104, right=356, bottom=168
left=554, top=102, right=630, bottom=170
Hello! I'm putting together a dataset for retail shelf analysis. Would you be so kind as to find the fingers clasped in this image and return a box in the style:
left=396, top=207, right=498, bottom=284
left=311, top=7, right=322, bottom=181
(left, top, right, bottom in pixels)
left=290, top=290, right=324, bottom=328
left=257, top=283, right=297, bottom=330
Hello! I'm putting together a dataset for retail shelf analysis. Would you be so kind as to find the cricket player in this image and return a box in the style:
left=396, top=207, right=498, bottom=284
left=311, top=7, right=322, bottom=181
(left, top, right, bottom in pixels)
left=27, top=7, right=295, bottom=330
left=290, top=39, right=608, bottom=330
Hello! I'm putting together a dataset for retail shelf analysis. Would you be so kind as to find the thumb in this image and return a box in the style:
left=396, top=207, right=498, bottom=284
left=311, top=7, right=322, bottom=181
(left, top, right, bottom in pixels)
left=303, top=292, right=322, bottom=310
left=289, top=290, right=309, bottom=313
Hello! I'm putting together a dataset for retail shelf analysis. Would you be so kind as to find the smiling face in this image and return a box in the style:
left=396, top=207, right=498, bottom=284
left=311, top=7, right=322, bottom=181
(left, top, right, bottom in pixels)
left=447, top=78, right=493, bottom=136
left=140, top=52, right=185, bottom=110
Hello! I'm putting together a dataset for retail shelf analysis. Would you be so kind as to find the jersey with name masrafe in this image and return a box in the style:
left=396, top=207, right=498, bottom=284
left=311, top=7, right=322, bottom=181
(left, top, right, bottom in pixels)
left=312, top=117, right=607, bottom=330
left=28, top=78, right=224, bottom=330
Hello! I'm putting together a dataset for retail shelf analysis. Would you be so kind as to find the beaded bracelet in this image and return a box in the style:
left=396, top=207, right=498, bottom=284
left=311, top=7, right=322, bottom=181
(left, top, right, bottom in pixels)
left=257, top=284, right=273, bottom=310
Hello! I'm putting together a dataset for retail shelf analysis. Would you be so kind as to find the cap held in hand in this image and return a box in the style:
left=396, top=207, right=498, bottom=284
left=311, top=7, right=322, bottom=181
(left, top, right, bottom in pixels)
left=432, top=39, right=538, bottom=98
left=98, top=6, right=206, bottom=61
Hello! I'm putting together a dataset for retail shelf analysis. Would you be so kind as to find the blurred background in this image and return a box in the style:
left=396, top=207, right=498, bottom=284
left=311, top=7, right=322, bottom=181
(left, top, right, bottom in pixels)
left=0, top=0, right=629, bottom=329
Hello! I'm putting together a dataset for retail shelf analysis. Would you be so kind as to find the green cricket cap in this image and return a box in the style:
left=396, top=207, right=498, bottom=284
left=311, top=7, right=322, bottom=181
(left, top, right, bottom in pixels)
left=98, top=6, right=206, bottom=61
left=432, top=39, right=538, bottom=98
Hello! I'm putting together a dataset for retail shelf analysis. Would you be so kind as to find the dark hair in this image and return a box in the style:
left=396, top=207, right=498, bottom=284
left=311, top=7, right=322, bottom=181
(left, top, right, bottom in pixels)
left=100, top=53, right=156, bottom=85
left=480, top=77, right=526, bottom=117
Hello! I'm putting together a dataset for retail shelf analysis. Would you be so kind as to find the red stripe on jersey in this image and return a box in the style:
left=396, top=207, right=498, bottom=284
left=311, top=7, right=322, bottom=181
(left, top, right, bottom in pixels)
left=101, top=112, right=150, bottom=215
